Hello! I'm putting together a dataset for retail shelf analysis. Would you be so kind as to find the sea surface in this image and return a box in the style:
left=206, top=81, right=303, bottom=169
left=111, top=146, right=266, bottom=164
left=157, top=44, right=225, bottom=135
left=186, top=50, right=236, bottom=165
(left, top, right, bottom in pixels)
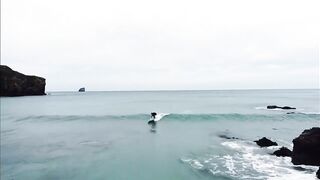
left=1, top=89, right=319, bottom=180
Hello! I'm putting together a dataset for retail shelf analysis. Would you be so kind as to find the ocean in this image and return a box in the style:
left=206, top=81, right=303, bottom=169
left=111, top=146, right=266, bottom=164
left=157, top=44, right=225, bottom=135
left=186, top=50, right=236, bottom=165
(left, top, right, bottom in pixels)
left=1, top=89, right=319, bottom=180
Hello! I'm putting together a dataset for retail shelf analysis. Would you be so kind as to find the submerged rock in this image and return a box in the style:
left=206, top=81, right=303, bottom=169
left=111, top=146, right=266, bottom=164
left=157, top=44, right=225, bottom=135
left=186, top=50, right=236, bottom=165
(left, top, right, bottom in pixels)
left=273, top=147, right=292, bottom=157
left=254, top=137, right=278, bottom=147
left=0, top=65, right=46, bottom=96
left=218, top=134, right=239, bottom=140
left=292, top=127, right=320, bottom=166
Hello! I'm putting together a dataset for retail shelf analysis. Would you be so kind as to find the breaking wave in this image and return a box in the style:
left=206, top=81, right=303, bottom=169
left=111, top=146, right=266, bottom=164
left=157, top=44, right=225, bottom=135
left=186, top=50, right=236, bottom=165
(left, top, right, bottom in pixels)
left=13, top=113, right=320, bottom=122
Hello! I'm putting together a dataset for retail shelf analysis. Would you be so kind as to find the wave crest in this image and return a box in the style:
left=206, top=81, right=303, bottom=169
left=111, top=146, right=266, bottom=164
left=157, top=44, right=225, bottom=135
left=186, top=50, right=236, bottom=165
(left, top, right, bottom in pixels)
left=13, top=113, right=320, bottom=122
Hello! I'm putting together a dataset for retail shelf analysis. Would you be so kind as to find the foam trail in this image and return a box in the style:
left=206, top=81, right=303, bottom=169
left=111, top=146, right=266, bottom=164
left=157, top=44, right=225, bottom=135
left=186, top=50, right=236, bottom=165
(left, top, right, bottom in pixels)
left=154, top=113, right=170, bottom=121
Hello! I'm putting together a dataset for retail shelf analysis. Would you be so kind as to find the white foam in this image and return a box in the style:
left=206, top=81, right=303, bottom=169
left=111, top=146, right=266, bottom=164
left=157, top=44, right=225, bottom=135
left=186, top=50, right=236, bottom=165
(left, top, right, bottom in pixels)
left=182, top=141, right=318, bottom=179
left=181, top=158, right=204, bottom=169
left=153, top=113, right=170, bottom=121
left=223, top=155, right=236, bottom=175
left=255, top=106, right=267, bottom=110
left=301, top=111, right=320, bottom=115
left=222, top=141, right=317, bottom=179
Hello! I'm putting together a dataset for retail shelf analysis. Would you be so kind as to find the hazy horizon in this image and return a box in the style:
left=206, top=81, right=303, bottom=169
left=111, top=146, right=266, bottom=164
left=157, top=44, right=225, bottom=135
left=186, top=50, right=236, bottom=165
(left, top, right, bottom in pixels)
left=1, top=0, right=319, bottom=91
left=45, top=88, right=320, bottom=92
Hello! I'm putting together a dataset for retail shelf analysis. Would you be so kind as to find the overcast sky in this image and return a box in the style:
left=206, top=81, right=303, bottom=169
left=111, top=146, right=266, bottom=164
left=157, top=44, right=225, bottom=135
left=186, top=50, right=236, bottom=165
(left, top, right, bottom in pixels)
left=1, top=0, right=319, bottom=91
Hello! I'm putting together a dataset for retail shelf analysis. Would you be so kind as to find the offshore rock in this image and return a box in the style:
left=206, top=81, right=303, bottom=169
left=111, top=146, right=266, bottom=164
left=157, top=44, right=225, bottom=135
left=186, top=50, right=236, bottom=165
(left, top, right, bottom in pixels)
left=292, top=127, right=320, bottom=166
left=79, top=87, right=85, bottom=92
left=273, top=147, right=292, bottom=157
left=0, top=65, right=46, bottom=96
left=218, top=134, right=239, bottom=140
left=254, top=137, right=278, bottom=147
left=267, top=105, right=296, bottom=110
left=281, top=106, right=296, bottom=110
left=267, top=105, right=280, bottom=109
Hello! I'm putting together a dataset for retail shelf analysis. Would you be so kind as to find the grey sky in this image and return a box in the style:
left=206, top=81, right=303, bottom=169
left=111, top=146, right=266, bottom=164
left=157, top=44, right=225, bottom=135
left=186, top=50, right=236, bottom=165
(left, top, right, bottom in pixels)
left=1, top=0, right=319, bottom=91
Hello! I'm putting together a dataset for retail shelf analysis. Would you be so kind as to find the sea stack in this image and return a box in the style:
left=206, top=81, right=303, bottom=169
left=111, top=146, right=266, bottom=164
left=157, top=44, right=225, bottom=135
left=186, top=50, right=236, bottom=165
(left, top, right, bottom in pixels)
left=78, top=87, right=85, bottom=92
left=0, top=65, right=46, bottom=96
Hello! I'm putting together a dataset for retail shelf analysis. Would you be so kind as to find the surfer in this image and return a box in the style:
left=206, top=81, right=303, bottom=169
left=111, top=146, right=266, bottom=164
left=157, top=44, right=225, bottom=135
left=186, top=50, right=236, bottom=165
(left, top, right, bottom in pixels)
left=148, top=112, right=157, bottom=126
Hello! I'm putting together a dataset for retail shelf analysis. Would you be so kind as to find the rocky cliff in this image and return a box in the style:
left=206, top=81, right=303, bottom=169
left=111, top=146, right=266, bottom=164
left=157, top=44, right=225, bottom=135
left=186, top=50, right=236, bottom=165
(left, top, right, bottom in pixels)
left=292, top=127, right=320, bottom=166
left=0, top=65, right=46, bottom=96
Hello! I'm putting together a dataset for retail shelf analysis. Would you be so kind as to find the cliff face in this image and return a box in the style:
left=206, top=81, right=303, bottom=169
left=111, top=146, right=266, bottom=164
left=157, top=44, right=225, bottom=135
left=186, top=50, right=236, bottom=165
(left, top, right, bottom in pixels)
left=0, top=65, right=46, bottom=96
left=292, top=127, right=320, bottom=166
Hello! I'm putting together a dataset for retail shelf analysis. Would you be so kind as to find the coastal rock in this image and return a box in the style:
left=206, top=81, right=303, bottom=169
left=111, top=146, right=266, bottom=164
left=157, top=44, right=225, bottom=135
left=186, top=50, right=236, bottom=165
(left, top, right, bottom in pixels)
left=273, top=147, right=292, bottom=157
left=79, top=87, right=85, bottom=92
left=254, top=137, right=278, bottom=147
left=292, top=127, right=320, bottom=166
left=267, top=105, right=280, bottom=109
left=317, top=167, right=320, bottom=179
left=281, top=106, right=296, bottom=110
left=267, top=105, right=296, bottom=110
left=218, top=134, right=239, bottom=140
left=0, top=65, right=46, bottom=96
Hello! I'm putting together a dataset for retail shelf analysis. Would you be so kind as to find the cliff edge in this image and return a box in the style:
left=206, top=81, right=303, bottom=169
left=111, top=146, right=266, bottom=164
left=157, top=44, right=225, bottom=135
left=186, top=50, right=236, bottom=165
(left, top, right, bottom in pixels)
left=0, top=65, right=46, bottom=96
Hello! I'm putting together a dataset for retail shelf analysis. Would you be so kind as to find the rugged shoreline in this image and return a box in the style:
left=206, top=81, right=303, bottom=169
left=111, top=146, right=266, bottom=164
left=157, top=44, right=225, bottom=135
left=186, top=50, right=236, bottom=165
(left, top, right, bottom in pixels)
left=0, top=65, right=46, bottom=96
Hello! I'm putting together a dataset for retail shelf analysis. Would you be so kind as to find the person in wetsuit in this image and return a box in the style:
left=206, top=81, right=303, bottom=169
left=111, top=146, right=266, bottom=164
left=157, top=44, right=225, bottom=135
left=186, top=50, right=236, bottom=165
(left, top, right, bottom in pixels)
left=148, top=112, right=157, bottom=126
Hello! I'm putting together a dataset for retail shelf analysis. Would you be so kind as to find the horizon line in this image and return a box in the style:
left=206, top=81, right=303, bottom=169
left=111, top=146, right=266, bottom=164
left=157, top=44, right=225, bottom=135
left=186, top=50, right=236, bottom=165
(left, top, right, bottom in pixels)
left=46, top=88, right=320, bottom=92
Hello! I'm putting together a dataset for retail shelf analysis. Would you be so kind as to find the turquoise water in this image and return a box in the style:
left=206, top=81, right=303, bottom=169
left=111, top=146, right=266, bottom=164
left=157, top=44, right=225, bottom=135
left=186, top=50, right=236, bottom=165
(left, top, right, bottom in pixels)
left=1, top=90, right=319, bottom=180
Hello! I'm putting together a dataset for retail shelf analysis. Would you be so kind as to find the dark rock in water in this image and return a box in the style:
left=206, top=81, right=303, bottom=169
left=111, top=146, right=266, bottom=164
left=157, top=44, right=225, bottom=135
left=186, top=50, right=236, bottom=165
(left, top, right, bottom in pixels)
left=292, top=127, right=320, bottom=166
left=218, top=134, right=239, bottom=140
left=293, top=166, right=315, bottom=173
left=273, top=147, right=292, bottom=157
left=78, top=87, right=85, bottom=92
left=254, top=137, right=278, bottom=147
left=317, top=167, right=320, bottom=179
left=0, top=65, right=46, bottom=96
left=267, top=105, right=296, bottom=110
left=267, top=105, right=280, bottom=109
left=281, top=106, right=296, bottom=110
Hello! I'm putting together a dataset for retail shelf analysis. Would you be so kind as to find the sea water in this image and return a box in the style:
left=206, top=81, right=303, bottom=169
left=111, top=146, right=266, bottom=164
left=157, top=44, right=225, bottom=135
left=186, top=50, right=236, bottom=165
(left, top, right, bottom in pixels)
left=1, top=89, right=319, bottom=180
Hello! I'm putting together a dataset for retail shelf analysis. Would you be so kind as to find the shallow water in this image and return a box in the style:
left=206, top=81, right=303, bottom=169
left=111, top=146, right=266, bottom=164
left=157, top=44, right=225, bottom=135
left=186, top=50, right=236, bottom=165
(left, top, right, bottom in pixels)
left=1, top=90, right=319, bottom=180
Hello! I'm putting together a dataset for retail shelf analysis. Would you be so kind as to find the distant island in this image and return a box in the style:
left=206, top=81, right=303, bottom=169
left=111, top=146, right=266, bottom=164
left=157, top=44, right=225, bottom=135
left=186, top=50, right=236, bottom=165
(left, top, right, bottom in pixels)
left=0, top=65, right=46, bottom=96
left=78, top=87, right=85, bottom=92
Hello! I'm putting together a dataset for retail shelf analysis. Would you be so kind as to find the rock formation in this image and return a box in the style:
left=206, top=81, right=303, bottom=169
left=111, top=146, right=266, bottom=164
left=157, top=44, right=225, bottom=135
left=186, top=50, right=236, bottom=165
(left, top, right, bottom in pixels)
left=218, top=134, right=240, bottom=140
left=0, top=65, right=46, bottom=96
left=267, top=105, right=296, bottom=110
left=273, top=147, right=292, bottom=157
left=78, top=87, right=85, bottom=92
left=254, top=137, right=278, bottom=147
left=292, top=127, right=320, bottom=166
